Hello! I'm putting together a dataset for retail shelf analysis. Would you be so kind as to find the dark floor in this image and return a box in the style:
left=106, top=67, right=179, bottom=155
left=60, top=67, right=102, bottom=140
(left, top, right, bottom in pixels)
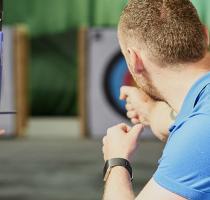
left=0, top=137, right=164, bottom=200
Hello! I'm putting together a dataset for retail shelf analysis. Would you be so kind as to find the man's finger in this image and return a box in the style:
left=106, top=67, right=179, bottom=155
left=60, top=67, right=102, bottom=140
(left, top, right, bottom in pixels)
left=127, top=111, right=138, bottom=119
left=125, top=103, right=133, bottom=111
left=117, top=123, right=131, bottom=133
left=120, top=86, right=133, bottom=100
left=126, top=97, right=132, bottom=104
left=102, top=136, right=107, bottom=144
left=131, top=118, right=140, bottom=124
left=129, top=124, right=144, bottom=139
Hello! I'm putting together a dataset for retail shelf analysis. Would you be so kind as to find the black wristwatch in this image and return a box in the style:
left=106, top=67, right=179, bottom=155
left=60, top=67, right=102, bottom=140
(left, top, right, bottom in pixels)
left=103, top=158, right=133, bottom=182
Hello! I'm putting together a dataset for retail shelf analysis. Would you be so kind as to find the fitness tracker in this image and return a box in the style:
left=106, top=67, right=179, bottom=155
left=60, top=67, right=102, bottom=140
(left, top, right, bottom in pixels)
left=103, top=158, right=133, bottom=182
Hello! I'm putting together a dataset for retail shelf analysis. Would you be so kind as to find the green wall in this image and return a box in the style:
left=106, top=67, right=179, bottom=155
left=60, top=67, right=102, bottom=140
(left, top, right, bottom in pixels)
left=4, top=0, right=210, bottom=116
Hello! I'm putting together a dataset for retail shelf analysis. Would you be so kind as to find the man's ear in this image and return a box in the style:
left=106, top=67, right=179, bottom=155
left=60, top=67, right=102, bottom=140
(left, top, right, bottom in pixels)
left=127, top=48, right=144, bottom=75
left=204, top=26, right=209, bottom=46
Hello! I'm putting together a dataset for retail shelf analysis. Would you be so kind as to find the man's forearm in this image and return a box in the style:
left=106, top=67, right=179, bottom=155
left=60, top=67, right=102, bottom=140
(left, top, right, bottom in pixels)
left=103, top=166, right=135, bottom=200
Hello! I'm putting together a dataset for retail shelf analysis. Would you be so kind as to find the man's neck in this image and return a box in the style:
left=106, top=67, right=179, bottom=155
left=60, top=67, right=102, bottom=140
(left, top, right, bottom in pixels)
left=157, top=53, right=210, bottom=113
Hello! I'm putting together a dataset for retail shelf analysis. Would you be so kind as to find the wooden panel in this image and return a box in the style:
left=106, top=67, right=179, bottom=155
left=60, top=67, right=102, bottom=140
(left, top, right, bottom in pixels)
left=14, top=26, right=29, bottom=136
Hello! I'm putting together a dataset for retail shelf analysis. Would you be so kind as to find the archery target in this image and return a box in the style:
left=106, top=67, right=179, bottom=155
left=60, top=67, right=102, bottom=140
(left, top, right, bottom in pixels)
left=86, top=28, right=154, bottom=139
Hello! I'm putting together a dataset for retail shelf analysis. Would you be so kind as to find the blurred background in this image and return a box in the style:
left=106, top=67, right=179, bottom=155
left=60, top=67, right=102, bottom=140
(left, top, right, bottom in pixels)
left=0, top=0, right=209, bottom=199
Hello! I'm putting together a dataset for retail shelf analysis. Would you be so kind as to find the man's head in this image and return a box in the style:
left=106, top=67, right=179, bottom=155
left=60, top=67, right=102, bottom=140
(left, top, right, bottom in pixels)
left=118, top=0, right=209, bottom=101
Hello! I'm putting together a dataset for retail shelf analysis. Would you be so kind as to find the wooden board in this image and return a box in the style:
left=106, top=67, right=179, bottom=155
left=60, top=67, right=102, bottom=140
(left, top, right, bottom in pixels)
left=14, top=25, right=29, bottom=136
left=78, top=28, right=89, bottom=138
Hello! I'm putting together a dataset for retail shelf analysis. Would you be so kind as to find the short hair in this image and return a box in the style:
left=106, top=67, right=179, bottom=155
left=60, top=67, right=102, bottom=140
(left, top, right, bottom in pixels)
left=119, top=0, right=208, bottom=66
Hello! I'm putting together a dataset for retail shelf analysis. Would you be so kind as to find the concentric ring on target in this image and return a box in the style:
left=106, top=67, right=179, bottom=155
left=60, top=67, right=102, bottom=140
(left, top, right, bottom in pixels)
left=103, top=51, right=135, bottom=119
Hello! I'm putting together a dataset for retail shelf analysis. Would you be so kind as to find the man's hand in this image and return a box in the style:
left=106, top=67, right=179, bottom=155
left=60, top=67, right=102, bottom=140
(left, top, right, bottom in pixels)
left=120, top=86, right=155, bottom=125
left=102, top=123, right=143, bottom=162
left=120, top=86, right=175, bottom=142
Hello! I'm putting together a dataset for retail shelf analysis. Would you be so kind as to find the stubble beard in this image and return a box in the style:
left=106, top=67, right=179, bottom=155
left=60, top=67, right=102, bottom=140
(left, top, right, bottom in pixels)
left=133, top=71, right=165, bottom=102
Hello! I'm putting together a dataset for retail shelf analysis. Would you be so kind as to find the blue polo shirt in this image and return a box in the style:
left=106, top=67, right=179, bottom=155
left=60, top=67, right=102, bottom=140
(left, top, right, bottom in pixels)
left=153, top=72, right=210, bottom=200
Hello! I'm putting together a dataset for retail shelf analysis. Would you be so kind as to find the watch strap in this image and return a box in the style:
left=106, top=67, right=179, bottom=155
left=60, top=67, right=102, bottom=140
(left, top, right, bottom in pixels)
left=103, top=158, right=133, bottom=182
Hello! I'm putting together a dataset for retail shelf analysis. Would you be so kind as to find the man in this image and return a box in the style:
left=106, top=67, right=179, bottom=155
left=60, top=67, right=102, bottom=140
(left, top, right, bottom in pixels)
left=102, top=0, right=210, bottom=199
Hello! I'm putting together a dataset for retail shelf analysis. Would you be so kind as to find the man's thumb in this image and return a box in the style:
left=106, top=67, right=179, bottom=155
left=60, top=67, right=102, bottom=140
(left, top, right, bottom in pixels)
left=119, top=86, right=130, bottom=100
left=129, top=124, right=144, bottom=139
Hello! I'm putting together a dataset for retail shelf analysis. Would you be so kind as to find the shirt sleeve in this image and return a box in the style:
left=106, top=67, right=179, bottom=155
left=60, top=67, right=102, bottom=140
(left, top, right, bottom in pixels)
left=153, top=114, right=210, bottom=200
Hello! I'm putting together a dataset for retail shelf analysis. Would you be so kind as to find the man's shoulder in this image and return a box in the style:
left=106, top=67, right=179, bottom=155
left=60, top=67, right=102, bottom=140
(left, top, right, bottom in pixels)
left=155, top=114, right=210, bottom=198
left=166, top=114, right=210, bottom=159
left=174, top=114, right=210, bottom=138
